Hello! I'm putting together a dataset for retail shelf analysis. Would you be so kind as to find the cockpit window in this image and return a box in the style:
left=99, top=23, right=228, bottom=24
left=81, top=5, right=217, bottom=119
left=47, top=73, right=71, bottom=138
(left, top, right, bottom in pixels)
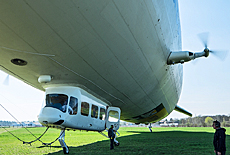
left=45, top=94, right=68, bottom=112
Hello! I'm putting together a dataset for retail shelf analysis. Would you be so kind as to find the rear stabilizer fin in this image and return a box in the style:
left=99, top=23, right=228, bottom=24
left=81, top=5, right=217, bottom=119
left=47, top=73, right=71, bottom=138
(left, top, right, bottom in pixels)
left=174, top=105, right=192, bottom=117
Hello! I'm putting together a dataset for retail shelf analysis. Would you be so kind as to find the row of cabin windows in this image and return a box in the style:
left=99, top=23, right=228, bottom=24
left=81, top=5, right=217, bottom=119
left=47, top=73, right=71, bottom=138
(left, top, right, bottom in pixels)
left=81, top=102, right=106, bottom=120
left=45, top=94, right=106, bottom=120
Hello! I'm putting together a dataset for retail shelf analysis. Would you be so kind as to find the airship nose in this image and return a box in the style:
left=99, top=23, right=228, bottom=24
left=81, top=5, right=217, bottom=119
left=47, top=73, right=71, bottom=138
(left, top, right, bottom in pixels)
left=38, top=107, right=65, bottom=126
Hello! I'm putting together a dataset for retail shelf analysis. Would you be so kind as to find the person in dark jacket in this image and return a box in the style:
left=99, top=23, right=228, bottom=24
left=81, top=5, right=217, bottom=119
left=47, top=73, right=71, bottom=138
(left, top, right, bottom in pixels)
left=213, top=120, right=226, bottom=155
left=108, top=125, right=115, bottom=150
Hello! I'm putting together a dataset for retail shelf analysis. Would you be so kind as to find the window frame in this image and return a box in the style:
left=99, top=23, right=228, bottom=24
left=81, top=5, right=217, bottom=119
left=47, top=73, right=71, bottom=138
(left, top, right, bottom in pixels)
left=81, top=102, right=90, bottom=116
left=45, top=94, right=68, bottom=113
left=99, top=107, right=106, bottom=120
left=91, top=104, right=98, bottom=118
left=69, top=96, right=78, bottom=115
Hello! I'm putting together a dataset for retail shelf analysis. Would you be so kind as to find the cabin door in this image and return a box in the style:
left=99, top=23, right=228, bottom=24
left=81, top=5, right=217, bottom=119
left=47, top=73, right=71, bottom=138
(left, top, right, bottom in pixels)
left=106, top=107, right=121, bottom=131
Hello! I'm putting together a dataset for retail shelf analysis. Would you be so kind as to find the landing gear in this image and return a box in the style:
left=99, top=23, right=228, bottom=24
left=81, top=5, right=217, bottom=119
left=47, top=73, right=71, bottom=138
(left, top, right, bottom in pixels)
left=114, top=130, right=120, bottom=146
left=149, top=123, right=152, bottom=132
left=114, top=138, right=120, bottom=146
left=58, top=130, right=69, bottom=154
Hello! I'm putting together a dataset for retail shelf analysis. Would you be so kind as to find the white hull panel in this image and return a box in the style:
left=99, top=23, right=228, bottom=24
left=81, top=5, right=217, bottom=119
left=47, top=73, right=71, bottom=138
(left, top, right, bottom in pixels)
left=0, top=1, right=182, bottom=123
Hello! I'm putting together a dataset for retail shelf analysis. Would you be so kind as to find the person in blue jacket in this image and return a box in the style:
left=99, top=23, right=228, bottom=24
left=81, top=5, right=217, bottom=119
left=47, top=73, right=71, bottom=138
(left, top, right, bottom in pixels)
left=108, top=125, right=115, bottom=150
left=213, top=120, right=226, bottom=155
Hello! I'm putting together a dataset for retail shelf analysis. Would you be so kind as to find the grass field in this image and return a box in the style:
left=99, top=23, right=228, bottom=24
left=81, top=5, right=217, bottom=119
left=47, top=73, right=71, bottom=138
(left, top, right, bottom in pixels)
left=0, top=127, right=229, bottom=155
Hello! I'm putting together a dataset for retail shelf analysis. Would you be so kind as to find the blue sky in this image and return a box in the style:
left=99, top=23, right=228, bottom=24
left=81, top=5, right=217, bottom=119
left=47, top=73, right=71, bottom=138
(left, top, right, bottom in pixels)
left=0, top=73, right=44, bottom=121
left=167, top=0, right=230, bottom=119
left=1, top=0, right=230, bottom=121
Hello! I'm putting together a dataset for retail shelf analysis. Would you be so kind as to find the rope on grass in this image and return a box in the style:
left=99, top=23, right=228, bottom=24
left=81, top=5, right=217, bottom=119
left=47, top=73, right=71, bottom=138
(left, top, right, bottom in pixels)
left=0, top=104, right=63, bottom=146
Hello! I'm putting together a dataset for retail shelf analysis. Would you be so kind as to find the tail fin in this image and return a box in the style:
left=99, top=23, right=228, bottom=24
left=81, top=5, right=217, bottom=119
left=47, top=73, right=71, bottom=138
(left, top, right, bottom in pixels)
left=174, top=105, right=192, bottom=117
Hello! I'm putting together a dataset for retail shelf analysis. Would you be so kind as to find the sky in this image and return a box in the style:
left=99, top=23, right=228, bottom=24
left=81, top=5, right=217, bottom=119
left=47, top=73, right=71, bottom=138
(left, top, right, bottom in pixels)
left=0, top=74, right=44, bottom=121
left=1, top=0, right=230, bottom=121
left=167, top=0, right=230, bottom=119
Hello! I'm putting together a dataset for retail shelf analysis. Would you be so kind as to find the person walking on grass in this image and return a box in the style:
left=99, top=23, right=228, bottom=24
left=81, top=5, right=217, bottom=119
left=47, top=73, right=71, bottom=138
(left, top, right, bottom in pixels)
left=108, top=125, right=115, bottom=150
left=213, top=120, right=226, bottom=155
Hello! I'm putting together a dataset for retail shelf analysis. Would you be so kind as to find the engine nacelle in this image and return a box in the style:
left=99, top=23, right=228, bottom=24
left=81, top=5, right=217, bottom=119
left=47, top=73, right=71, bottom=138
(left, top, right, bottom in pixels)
left=167, top=51, right=194, bottom=65
left=167, top=49, right=209, bottom=65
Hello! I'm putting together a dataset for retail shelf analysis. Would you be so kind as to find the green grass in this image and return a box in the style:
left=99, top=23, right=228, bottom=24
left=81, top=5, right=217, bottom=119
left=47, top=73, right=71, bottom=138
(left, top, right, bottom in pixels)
left=0, top=127, right=229, bottom=155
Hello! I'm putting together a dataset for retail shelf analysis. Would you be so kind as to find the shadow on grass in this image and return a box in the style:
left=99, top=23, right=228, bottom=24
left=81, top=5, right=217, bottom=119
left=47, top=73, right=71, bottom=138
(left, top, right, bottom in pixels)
left=44, top=130, right=230, bottom=155
left=37, top=145, right=62, bottom=149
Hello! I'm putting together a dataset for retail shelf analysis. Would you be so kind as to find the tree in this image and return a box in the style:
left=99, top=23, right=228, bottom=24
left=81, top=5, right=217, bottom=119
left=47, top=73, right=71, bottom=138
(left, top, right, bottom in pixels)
left=205, top=117, right=214, bottom=127
left=222, top=117, right=226, bottom=127
left=181, top=119, right=186, bottom=125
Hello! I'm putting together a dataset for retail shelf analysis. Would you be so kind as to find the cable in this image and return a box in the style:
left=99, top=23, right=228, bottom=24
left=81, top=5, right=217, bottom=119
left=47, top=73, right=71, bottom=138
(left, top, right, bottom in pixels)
left=0, top=104, right=63, bottom=146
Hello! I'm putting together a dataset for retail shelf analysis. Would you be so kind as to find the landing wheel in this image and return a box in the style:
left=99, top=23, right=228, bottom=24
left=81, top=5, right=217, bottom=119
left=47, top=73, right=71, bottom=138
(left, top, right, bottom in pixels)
left=114, top=142, right=120, bottom=146
left=149, top=123, right=153, bottom=132
left=63, top=146, right=69, bottom=154
left=59, top=130, right=69, bottom=154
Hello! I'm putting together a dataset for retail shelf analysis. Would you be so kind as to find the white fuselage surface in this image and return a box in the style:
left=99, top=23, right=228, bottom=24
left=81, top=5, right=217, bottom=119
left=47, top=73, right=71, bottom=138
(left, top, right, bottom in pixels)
left=0, top=1, right=182, bottom=124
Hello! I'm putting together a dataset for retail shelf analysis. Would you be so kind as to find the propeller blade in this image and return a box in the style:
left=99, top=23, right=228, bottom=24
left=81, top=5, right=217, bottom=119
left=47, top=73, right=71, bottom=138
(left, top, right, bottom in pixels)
left=210, top=50, right=228, bottom=61
left=3, top=75, right=9, bottom=86
left=198, top=32, right=209, bottom=48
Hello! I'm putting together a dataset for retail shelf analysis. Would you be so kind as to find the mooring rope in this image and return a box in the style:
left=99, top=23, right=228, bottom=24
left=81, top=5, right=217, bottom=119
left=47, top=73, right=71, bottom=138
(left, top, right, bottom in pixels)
left=0, top=104, right=63, bottom=146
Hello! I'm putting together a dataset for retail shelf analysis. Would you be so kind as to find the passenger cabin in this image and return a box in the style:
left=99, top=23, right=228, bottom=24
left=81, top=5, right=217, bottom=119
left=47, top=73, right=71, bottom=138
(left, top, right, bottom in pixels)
left=38, top=86, right=120, bottom=131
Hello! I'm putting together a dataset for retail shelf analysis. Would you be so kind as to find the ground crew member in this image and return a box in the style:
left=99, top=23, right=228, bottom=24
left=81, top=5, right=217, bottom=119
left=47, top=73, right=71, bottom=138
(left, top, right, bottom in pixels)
left=108, top=125, right=115, bottom=150
left=213, top=120, right=226, bottom=155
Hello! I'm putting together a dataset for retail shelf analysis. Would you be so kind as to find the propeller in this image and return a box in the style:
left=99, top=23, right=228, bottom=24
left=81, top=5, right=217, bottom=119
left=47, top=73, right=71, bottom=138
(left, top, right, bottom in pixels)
left=198, top=32, right=209, bottom=49
left=209, top=49, right=228, bottom=61
left=167, top=32, right=228, bottom=65
left=197, top=32, right=228, bottom=61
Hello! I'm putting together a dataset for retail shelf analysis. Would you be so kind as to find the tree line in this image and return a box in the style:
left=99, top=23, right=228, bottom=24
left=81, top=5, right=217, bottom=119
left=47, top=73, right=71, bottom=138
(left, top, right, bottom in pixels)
left=167, top=115, right=230, bottom=127
left=0, top=121, right=16, bottom=126
left=1, top=115, right=230, bottom=127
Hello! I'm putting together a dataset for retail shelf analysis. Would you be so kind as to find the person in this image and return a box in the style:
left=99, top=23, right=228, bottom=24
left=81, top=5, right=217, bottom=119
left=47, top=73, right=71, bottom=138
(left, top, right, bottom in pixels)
left=62, top=100, right=68, bottom=112
left=213, top=120, right=226, bottom=155
left=108, top=125, right=115, bottom=150
left=68, top=106, right=73, bottom=114
left=62, top=100, right=73, bottom=114
left=93, top=108, right=97, bottom=118
left=70, top=97, right=78, bottom=115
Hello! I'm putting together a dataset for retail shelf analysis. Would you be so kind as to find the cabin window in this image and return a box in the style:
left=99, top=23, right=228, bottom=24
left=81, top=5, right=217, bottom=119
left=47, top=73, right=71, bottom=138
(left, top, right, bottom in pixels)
left=45, top=94, right=68, bottom=113
left=69, top=97, right=78, bottom=115
left=81, top=102, right=89, bottom=116
left=99, top=108, right=106, bottom=120
left=91, top=105, right=98, bottom=118
left=108, top=110, right=119, bottom=122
